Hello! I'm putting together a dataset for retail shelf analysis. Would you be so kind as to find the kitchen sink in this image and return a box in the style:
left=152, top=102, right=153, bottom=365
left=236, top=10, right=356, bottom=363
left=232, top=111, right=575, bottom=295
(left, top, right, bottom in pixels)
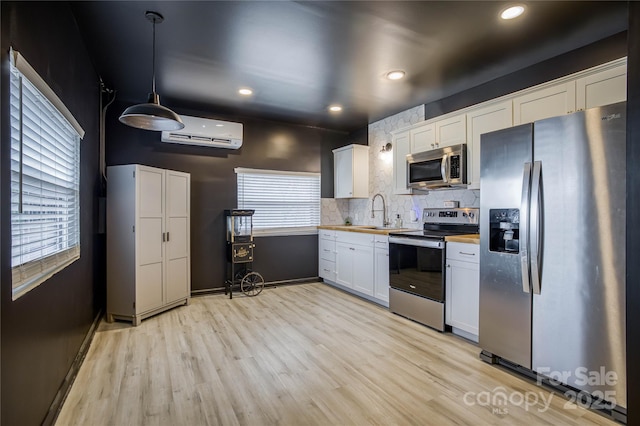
left=362, top=226, right=405, bottom=231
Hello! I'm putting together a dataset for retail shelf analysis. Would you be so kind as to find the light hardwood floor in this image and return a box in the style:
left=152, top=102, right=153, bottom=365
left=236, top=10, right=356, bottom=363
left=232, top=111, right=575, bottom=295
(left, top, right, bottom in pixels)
left=56, top=283, right=616, bottom=426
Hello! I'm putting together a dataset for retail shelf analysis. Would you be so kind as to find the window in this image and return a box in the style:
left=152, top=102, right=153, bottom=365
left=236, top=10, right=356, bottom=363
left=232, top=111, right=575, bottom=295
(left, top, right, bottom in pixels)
left=235, top=168, right=320, bottom=235
left=10, top=49, right=84, bottom=300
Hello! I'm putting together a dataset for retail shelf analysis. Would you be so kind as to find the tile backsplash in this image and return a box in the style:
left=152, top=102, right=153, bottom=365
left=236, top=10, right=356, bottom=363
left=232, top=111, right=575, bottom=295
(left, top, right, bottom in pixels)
left=321, top=103, right=480, bottom=229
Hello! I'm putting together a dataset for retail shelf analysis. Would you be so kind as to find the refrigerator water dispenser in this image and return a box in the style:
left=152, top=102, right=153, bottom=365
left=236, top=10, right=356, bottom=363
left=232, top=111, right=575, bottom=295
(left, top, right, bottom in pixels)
left=489, top=208, right=520, bottom=253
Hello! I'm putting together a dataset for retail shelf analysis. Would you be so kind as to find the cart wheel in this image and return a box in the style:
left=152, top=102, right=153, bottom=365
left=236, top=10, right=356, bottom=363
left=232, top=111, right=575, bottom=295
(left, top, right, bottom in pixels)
left=241, top=271, right=264, bottom=296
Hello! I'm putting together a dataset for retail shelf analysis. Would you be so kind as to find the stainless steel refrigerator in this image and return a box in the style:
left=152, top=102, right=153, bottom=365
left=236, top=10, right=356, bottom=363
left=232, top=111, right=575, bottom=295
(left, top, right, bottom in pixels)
left=479, top=102, right=626, bottom=417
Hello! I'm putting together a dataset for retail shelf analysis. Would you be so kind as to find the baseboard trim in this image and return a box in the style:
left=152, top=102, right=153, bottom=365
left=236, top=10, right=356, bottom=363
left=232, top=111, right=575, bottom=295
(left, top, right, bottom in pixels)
left=191, top=277, right=320, bottom=296
left=43, top=308, right=103, bottom=426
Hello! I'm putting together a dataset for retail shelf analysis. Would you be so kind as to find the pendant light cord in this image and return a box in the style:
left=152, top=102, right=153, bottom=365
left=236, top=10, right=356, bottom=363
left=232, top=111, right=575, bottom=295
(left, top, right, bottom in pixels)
left=151, top=16, right=156, bottom=94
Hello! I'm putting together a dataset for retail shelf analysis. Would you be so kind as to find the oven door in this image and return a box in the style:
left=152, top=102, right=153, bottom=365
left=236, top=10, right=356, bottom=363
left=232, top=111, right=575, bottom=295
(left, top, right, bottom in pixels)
left=388, top=237, right=445, bottom=302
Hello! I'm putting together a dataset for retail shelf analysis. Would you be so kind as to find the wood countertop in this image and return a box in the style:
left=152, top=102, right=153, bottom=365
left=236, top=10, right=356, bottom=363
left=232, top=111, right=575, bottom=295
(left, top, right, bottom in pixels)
left=445, top=234, right=480, bottom=245
left=317, top=225, right=412, bottom=235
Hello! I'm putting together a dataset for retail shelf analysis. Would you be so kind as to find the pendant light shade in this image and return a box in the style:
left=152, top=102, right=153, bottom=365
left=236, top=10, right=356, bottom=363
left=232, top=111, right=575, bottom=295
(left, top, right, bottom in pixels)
left=119, top=11, right=184, bottom=131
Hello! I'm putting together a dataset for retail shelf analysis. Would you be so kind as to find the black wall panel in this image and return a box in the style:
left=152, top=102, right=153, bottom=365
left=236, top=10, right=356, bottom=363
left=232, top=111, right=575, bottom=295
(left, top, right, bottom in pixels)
left=626, top=2, right=640, bottom=424
left=0, top=2, right=102, bottom=425
left=105, top=102, right=349, bottom=291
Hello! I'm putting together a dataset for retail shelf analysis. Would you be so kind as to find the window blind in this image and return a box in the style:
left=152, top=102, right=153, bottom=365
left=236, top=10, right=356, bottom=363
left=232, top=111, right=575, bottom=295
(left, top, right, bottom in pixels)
left=235, top=168, right=320, bottom=231
left=10, top=49, right=82, bottom=299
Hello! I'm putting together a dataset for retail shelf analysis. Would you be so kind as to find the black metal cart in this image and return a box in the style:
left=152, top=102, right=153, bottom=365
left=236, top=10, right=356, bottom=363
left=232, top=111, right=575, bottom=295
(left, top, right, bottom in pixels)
left=224, top=209, right=264, bottom=298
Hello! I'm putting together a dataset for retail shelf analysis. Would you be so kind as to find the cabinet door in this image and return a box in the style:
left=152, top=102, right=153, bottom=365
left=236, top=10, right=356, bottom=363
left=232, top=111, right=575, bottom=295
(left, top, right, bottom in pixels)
left=136, top=167, right=165, bottom=313
left=165, top=170, right=191, bottom=304
left=410, top=122, right=435, bottom=153
left=334, top=148, right=353, bottom=198
left=446, top=259, right=480, bottom=338
left=352, top=244, right=374, bottom=296
left=319, top=238, right=336, bottom=262
left=576, top=63, right=627, bottom=111
left=335, top=242, right=354, bottom=288
left=392, top=131, right=412, bottom=194
left=374, top=247, right=389, bottom=302
left=319, top=258, right=336, bottom=281
left=513, top=82, right=576, bottom=125
left=466, top=100, right=513, bottom=189
left=435, top=114, right=467, bottom=149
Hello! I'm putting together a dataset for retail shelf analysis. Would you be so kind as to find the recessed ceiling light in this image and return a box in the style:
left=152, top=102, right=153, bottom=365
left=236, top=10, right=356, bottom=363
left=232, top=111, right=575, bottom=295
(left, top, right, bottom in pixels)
left=386, top=70, right=405, bottom=80
left=238, top=88, right=253, bottom=96
left=215, top=124, right=224, bottom=127
left=328, top=105, right=343, bottom=113
left=500, top=5, right=525, bottom=20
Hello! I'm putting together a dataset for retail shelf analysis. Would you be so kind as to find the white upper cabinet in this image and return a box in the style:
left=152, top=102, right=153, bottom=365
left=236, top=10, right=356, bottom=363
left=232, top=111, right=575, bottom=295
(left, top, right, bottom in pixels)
left=434, top=114, right=467, bottom=149
left=466, top=100, right=513, bottom=190
left=409, top=122, right=435, bottom=152
left=409, top=113, right=466, bottom=153
left=513, top=82, right=577, bottom=125
left=388, top=58, right=626, bottom=192
left=576, top=62, right=627, bottom=111
left=392, top=130, right=412, bottom=195
left=333, top=144, right=369, bottom=198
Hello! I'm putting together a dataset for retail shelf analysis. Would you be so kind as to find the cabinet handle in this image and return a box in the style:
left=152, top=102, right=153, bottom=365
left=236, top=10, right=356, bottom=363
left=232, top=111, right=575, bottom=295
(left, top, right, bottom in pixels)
left=162, top=232, right=166, bottom=242
left=447, top=264, right=451, bottom=268
left=349, top=247, right=355, bottom=251
left=166, top=232, right=170, bottom=242
left=409, top=284, right=416, bottom=289
left=459, top=251, right=475, bottom=256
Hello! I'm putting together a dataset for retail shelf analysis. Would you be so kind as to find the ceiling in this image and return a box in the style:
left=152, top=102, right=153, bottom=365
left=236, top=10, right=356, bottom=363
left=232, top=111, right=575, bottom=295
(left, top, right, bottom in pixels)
left=71, top=1, right=628, bottom=132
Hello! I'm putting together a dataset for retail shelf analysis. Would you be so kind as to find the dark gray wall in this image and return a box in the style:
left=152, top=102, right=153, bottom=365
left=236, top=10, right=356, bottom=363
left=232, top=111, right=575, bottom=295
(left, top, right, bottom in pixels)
left=423, top=32, right=627, bottom=120
left=1, top=2, right=102, bottom=425
left=626, top=1, right=639, bottom=423
left=106, top=101, right=349, bottom=291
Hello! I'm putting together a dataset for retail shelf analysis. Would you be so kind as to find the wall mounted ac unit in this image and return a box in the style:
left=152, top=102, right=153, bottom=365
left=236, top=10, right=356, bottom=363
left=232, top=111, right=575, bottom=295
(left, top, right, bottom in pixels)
left=161, top=115, right=243, bottom=149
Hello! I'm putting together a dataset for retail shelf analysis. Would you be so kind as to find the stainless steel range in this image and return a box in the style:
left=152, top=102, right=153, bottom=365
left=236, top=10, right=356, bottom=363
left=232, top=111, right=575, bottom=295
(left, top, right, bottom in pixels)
left=388, top=207, right=479, bottom=331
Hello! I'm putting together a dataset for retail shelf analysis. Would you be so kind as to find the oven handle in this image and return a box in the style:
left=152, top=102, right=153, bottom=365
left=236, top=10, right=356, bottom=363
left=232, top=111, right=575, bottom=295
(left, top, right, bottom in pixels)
left=388, top=237, right=444, bottom=249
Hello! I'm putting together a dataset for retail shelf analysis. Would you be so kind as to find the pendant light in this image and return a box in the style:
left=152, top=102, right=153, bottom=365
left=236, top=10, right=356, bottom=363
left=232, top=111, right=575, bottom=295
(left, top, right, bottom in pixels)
left=119, top=11, right=184, bottom=131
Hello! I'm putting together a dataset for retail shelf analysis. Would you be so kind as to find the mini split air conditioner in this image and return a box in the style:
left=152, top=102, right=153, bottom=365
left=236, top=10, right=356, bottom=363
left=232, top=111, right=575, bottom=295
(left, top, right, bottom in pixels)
left=160, top=115, right=243, bottom=149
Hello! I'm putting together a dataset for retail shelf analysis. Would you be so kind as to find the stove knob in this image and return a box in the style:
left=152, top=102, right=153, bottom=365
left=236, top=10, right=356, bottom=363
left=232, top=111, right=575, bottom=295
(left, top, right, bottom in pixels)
left=462, top=212, right=468, bottom=217
left=469, top=213, right=475, bottom=218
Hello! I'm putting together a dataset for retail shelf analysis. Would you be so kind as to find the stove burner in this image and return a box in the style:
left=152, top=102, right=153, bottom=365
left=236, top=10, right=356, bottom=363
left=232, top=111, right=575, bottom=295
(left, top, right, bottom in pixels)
left=390, top=207, right=479, bottom=240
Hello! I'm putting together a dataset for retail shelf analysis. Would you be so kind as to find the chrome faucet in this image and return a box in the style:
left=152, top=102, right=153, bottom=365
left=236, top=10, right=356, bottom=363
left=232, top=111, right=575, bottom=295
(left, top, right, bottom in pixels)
left=371, top=193, right=390, bottom=227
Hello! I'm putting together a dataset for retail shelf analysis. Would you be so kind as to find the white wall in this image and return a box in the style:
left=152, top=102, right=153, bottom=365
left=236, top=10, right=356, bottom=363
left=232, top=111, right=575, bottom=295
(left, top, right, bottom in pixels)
left=322, top=104, right=479, bottom=227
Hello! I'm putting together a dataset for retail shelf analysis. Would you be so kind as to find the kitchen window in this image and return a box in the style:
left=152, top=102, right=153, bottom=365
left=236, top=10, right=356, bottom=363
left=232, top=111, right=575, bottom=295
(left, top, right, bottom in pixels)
left=235, top=167, right=320, bottom=236
left=9, top=49, right=85, bottom=300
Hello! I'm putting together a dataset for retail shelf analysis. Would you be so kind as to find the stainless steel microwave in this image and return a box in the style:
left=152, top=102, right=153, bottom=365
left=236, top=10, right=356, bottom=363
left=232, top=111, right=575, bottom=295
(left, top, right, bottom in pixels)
left=406, top=144, right=467, bottom=189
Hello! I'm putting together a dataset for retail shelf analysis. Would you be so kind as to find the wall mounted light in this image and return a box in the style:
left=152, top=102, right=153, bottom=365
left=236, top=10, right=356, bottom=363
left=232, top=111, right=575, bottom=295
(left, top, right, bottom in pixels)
left=119, top=11, right=184, bottom=131
left=380, top=142, right=393, bottom=153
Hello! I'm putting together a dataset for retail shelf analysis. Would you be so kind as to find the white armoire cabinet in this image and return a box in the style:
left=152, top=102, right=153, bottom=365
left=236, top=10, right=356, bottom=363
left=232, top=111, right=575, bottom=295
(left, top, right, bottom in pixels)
left=107, top=164, right=191, bottom=325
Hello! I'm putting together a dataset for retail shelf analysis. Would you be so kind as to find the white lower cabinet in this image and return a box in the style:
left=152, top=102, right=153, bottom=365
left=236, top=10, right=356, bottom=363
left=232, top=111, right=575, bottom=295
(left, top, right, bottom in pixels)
left=320, top=230, right=388, bottom=306
left=374, top=236, right=390, bottom=303
left=318, top=230, right=337, bottom=281
left=335, top=232, right=374, bottom=294
left=445, top=242, right=480, bottom=342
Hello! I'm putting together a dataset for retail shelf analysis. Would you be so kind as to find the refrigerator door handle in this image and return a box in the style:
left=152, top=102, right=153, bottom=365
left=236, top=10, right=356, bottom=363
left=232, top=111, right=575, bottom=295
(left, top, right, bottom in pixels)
left=520, top=162, right=532, bottom=293
left=441, top=154, right=448, bottom=183
left=530, top=161, right=542, bottom=295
